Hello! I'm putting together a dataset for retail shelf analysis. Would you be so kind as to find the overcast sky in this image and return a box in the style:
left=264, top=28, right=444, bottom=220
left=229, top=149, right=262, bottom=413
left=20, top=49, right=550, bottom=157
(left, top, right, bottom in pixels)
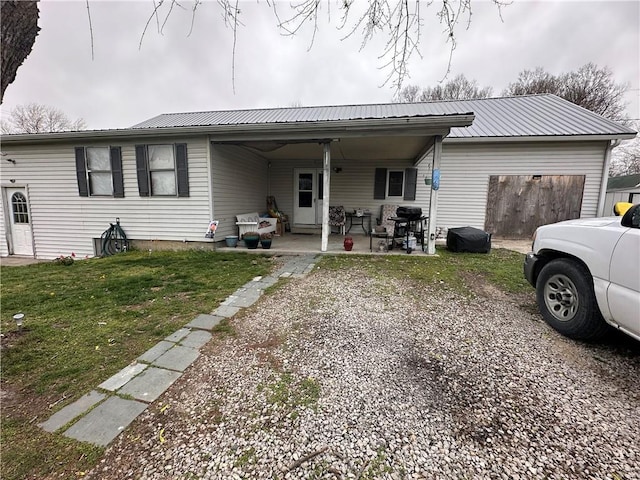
left=1, top=0, right=638, bottom=130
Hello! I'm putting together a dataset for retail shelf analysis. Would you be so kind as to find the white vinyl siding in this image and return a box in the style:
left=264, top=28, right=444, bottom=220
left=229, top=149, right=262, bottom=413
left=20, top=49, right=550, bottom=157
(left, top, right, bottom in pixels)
left=269, top=159, right=423, bottom=224
left=0, top=137, right=211, bottom=259
left=210, top=144, right=270, bottom=239
left=432, top=141, right=608, bottom=231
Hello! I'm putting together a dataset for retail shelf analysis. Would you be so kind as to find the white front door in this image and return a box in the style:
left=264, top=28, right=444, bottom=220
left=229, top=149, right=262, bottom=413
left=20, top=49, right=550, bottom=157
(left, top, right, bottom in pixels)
left=294, top=169, right=324, bottom=225
left=5, top=187, right=34, bottom=256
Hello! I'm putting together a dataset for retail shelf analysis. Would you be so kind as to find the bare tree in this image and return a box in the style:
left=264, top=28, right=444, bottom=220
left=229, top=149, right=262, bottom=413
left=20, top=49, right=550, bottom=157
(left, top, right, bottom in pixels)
left=1, top=0, right=508, bottom=103
left=398, top=74, right=493, bottom=102
left=0, top=1, right=40, bottom=103
left=503, top=63, right=629, bottom=122
left=610, top=121, right=640, bottom=176
left=1, top=103, right=87, bottom=133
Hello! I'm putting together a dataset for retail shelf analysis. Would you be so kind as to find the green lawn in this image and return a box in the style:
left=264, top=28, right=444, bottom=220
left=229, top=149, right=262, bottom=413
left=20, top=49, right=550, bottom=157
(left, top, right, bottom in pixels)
left=1, top=250, right=272, bottom=480
left=0, top=247, right=530, bottom=480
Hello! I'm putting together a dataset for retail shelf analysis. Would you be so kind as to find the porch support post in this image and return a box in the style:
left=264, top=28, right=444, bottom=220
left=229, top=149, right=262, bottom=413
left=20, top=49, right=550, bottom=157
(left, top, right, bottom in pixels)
left=426, top=135, right=442, bottom=255
left=321, top=141, right=331, bottom=252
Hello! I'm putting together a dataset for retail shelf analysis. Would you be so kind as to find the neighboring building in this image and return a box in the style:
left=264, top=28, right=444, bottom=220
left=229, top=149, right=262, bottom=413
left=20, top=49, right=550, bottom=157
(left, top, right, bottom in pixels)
left=0, top=94, right=636, bottom=259
left=604, top=173, right=640, bottom=215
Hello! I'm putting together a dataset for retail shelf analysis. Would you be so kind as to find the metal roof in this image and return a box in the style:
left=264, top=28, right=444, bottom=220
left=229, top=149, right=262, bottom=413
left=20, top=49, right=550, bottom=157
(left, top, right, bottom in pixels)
left=131, top=94, right=636, bottom=139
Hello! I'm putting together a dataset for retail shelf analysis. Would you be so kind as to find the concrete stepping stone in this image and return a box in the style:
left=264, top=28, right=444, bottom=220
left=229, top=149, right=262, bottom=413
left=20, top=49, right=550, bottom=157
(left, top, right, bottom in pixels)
left=39, top=390, right=106, bottom=433
left=64, top=396, right=147, bottom=446
left=152, top=345, right=199, bottom=371
left=180, top=330, right=212, bottom=349
left=98, top=363, right=148, bottom=392
left=137, top=340, right=175, bottom=363
left=165, top=328, right=191, bottom=343
left=186, top=314, right=223, bottom=330
left=212, top=305, right=241, bottom=318
left=117, top=366, right=181, bottom=402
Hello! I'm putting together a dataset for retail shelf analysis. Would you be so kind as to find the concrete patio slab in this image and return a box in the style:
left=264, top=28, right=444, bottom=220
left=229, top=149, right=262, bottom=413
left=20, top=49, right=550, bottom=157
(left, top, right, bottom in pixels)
left=186, top=313, right=224, bottom=330
left=152, top=345, right=199, bottom=371
left=39, top=390, right=106, bottom=433
left=64, top=396, right=148, bottom=446
left=117, top=367, right=182, bottom=402
left=180, top=330, right=212, bottom=349
left=98, top=363, right=148, bottom=392
left=137, top=340, right=175, bottom=363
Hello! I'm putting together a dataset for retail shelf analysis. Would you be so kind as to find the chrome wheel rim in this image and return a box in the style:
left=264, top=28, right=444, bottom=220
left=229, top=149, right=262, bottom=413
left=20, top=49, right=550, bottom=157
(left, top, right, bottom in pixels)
left=543, top=274, right=579, bottom=322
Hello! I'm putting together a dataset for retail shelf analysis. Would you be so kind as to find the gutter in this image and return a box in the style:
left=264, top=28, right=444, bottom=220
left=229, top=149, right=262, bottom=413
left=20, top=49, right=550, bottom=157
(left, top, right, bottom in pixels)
left=444, top=133, right=637, bottom=143
left=597, top=139, right=621, bottom=216
left=0, top=114, right=475, bottom=145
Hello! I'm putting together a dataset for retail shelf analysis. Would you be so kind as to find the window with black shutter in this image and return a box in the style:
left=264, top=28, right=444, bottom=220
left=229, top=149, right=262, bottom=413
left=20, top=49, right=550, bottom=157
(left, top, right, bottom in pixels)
left=135, top=144, right=189, bottom=197
left=75, top=146, right=124, bottom=197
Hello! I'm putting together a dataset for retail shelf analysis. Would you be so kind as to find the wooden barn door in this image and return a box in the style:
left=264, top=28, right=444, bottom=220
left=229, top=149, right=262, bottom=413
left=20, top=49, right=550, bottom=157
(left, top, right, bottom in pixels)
left=485, top=175, right=585, bottom=239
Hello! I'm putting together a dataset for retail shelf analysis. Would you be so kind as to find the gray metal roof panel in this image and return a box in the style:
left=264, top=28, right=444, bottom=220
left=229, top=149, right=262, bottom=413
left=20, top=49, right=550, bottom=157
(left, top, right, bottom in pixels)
left=130, top=94, right=636, bottom=138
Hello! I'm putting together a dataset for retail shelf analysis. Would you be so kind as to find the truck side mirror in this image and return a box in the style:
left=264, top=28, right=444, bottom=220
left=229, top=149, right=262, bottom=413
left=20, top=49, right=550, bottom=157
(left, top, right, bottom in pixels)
left=621, top=204, right=640, bottom=228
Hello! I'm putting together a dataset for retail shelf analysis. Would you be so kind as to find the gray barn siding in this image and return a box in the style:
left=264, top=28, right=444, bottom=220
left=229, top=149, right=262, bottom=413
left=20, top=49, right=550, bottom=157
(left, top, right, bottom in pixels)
left=431, top=141, right=607, bottom=232
left=0, top=137, right=211, bottom=259
left=210, top=144, right=270, bottom=238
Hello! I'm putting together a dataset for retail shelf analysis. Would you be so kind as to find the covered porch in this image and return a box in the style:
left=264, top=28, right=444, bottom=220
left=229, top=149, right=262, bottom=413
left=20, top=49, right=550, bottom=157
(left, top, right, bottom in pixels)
left=210, top=109, right=475, bottom=255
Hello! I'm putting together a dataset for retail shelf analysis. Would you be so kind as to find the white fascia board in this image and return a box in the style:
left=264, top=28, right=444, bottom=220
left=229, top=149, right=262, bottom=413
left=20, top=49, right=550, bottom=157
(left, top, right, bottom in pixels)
left=1, top=114, right=475, bottom=145
left=444, top=133, right=637, bottom=143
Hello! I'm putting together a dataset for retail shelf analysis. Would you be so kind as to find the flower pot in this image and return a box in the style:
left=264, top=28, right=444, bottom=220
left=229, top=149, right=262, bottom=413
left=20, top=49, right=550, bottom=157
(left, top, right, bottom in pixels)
left=225, top=236, right=239, bottom=248
left=344, top=236, right=354, bottom=251
left=244, top=236, right=260, bottom=249
left=260, top=239, right=272, bottom=249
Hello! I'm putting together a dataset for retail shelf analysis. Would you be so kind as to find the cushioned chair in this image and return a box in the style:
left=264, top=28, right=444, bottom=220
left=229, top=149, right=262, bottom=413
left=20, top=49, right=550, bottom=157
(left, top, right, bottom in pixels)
left=266, top=196, right=290, bottom=235
left=370, top=204, right=403, bottom=251
left=328, top=206, right=346, bottom=235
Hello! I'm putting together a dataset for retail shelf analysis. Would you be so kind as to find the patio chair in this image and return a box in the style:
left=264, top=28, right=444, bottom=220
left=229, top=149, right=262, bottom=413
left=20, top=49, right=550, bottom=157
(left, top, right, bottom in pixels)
left=328, top=206, right=346, bottom=235
left=266, top=195, right=290, bottom=234
left=370, top=204, right=403, bottom=251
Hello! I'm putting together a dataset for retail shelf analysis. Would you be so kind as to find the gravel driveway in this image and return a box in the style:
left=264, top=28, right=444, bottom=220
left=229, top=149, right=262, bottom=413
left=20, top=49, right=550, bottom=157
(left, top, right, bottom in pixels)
left=88, top=265, right=640, bottom=479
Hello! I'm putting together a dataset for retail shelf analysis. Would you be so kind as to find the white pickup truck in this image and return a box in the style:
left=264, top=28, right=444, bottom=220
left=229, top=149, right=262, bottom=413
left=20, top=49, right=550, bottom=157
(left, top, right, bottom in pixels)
left=524, top=203, right=640, bottom=341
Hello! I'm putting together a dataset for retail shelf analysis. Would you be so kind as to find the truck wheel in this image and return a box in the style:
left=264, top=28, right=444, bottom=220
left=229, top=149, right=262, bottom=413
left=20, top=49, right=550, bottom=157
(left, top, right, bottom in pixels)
left=536, top=258, right=610, bottom=341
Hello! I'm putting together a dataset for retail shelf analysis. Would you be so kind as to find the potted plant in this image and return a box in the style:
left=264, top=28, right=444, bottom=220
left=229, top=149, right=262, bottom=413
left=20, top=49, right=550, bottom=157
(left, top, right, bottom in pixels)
left=260, top=232, right=273, bottom=249
left=225, top=235, right=239, bottom=247
left=243, top=231, right=260, bottom=249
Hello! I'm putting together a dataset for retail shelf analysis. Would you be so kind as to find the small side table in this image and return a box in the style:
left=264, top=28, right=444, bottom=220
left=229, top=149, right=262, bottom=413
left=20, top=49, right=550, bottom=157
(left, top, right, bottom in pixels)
left=346, top=212, right=371, bottom=234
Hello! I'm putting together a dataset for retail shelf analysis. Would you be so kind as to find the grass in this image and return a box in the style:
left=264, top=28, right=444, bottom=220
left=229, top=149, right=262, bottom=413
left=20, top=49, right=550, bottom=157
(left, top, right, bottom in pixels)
left=0, top=246, right=530, bottom=479
left=0, top=250, right=271, bottom=480
left=318, top=247, right=530, bottom=295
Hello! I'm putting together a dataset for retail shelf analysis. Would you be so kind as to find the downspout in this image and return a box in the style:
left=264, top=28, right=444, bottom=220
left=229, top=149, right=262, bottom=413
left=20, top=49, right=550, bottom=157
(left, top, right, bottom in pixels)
left=206, top=136, right=216, bottom=225
left=321, top=142, right=331, bottom=252
left=597, top=139, right=620, bottom=217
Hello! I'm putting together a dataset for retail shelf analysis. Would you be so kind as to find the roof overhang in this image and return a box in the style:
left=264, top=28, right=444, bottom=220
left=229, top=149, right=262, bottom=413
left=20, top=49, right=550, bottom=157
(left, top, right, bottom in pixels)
left=0, top=114, right=475, bottom=146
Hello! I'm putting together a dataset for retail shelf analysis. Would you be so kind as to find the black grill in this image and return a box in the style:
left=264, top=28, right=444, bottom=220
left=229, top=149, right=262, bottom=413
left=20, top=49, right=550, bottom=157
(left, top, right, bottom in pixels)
left=396, top=206, right=422, bottom=220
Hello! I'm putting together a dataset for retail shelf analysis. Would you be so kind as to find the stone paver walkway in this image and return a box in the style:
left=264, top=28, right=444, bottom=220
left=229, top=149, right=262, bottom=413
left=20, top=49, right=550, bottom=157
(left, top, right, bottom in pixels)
left=38, top=254, right=317, bottom=446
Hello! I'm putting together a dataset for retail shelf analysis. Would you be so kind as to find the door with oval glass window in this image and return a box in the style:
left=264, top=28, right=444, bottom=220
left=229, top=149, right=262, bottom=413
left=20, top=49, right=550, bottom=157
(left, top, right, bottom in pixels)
left=5, top=187, right=34, bottom=256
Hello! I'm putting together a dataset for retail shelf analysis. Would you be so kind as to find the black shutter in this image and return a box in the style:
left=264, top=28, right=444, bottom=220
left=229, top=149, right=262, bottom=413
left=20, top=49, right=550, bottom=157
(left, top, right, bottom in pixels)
left=175, top=143, right=189, bottom=197
left=374, top=168, right=387, bottom=199
left=110, top=147, right=124, bottom=198
left=135, top=145, right=150, bottom=197
left=404, top=167, right=417, bottom=201
left=75, top=147, right=89, bottom=197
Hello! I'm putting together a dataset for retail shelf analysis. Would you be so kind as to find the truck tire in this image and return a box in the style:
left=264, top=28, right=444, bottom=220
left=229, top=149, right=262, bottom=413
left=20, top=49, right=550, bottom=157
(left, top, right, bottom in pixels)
left=535, top=258, right=610, bottom=341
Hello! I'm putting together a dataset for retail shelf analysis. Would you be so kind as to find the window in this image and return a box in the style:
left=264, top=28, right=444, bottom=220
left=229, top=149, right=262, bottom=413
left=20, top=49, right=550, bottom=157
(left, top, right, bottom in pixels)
left=373, top=167, right=418, bottom=201
left=135, top=143, right=189, bottom=197
left=11, top=192, right=29, bottom=223
left=388, top=171, right=404, bottom=197
left=75, top=146, right=124, bottom=197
